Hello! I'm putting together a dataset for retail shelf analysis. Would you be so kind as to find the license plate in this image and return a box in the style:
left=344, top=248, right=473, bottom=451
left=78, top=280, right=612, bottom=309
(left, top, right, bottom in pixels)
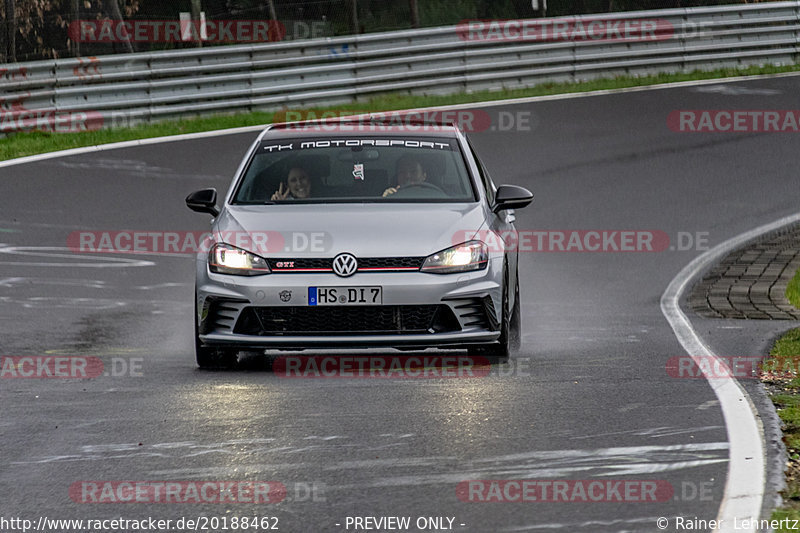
left=308, top=286, right=382, bottom=306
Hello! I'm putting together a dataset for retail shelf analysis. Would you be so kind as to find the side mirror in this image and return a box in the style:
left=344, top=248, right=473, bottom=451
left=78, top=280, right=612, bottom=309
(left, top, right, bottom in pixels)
left=186, top=188, right=219, bottom=217
left=492, top=185, right=533, bottom=213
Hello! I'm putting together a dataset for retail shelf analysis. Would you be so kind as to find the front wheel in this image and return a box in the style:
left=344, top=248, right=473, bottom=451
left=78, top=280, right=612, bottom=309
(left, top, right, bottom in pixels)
left=469, top=275, right=512, bottom=362
left=509, top=277, right=521, bottom=352
left=196, top=344, right=238, bottom=370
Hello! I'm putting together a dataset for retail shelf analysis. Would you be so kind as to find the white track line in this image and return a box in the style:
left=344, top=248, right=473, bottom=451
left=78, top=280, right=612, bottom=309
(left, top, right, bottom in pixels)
left=661, top=212, right=800, bottom=532
left=0, top=125, right=266, bottom=170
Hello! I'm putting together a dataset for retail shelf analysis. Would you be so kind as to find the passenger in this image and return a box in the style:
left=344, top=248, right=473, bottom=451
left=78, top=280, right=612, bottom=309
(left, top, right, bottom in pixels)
left=271, top=166, right=312, bottom=200
left=382, top=155, right=427, bottom=197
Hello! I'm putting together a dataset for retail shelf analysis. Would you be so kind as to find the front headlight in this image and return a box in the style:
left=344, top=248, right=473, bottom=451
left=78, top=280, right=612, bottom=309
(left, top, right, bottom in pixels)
left=208, top=243, right=270, bottom=276
left=421, top=241, right=488, bottom=274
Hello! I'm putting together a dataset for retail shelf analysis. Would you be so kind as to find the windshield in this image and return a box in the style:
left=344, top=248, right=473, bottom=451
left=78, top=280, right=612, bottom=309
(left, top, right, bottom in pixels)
left=232, top=136, right=477, bottom=204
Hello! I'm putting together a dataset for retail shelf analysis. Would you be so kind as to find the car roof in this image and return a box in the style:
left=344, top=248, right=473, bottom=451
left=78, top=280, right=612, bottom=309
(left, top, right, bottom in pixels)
left=257, top=115, right=463, bottom=141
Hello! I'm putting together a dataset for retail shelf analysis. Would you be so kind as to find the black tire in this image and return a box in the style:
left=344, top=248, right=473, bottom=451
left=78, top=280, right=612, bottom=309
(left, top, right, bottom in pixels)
left=470, top=267, right=511, bottom=361
left=194, top=302, right=238, bottom=370
left=509, top=275, right=522, bottom=353
left=196, top=344, right=238, bottom=370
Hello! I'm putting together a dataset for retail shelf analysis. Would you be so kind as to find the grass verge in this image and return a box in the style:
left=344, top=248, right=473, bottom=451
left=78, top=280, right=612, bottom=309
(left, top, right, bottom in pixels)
left=763, top=328, right=800, bottom=530
left=786, top=267, right=800, bottom=310
left=2, top=62, right=800, bottom=161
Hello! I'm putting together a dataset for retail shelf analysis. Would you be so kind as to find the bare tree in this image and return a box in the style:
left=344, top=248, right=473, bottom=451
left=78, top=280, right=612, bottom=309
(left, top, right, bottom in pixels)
left=103, top=0, right=133, bottom=53
left=409, top=0, right=419, bottom=28
left=4, top=0, right=15, bottom=62
left=72, top=0, right=80, bottom=56
left=191, top=0, right=202, bottom=48
left=350, top=0, right=358, bottom=34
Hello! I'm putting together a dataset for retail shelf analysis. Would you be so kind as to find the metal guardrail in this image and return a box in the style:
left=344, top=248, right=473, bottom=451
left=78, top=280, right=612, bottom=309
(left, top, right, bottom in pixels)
left=1, top=2, right=799, bottom=133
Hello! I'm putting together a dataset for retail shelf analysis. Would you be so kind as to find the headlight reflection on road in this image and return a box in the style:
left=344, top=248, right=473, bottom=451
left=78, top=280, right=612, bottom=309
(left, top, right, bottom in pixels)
left=403, top=375, right=503, bottom=443
left=178, top=380, right=291, bottom=454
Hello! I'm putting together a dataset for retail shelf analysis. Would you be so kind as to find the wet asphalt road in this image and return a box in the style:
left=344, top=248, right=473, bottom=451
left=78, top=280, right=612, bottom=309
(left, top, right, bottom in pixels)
left=1, top=75, right=800, bottom=532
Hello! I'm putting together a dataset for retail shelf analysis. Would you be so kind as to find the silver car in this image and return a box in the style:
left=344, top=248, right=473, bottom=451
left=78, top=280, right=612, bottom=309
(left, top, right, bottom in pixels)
left=186, top=120, right=533, bottom=368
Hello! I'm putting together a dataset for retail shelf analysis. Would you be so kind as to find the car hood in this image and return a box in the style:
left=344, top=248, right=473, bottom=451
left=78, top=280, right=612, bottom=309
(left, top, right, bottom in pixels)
left=216, top=203, right=489, bottom=257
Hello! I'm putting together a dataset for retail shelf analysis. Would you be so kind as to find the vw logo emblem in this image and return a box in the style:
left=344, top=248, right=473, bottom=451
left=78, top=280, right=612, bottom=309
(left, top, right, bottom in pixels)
left=332, top=253, right=358, bottom=277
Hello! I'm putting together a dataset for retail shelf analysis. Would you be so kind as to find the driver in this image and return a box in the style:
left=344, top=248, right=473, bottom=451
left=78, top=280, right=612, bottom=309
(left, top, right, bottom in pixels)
left=271, top=166, right=312, bottom=200
left=382, top=155, right=427, bottom=197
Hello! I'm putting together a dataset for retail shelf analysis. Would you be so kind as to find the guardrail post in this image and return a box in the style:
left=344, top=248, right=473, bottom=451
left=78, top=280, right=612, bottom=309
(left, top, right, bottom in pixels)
left=796, top=1, right=800, bottom=64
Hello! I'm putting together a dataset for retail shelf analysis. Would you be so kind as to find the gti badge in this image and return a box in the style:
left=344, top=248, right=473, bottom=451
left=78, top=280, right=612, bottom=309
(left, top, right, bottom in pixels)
left=279, top=290, right=292, bottom=302
left=332, top=253, right=358, bottom=277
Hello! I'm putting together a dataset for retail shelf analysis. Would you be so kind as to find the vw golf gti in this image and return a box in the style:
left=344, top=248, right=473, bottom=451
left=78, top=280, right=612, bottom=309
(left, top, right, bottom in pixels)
left=186, top=118, right=533, bottom=368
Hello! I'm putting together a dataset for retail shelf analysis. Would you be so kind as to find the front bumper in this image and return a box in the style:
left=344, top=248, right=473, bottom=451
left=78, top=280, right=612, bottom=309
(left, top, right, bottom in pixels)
left=200, top=330, right=499, bottom=348
left=196, top=261, right=504, bottom=349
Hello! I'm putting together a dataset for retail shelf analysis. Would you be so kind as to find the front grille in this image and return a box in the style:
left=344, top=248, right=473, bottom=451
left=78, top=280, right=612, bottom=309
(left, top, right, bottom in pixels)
left=268, top=258, right=331, bottom=270
left=234, top=305, right=460, bottom=335
left=267, top=257, right=425, bottom=272
left=359, top=257, right=425, bottom=269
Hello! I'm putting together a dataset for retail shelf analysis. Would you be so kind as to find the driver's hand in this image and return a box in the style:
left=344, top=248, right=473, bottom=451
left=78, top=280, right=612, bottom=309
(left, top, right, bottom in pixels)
left=271, top=183, right=290, bottom=201
left=381, top=187, right=398, bottom=197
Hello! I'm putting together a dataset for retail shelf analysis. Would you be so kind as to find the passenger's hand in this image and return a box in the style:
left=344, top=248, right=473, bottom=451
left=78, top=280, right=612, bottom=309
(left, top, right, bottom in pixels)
left=271, top=183, right=290, bottom=201
left=382, top=187, right=398, bottom=197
